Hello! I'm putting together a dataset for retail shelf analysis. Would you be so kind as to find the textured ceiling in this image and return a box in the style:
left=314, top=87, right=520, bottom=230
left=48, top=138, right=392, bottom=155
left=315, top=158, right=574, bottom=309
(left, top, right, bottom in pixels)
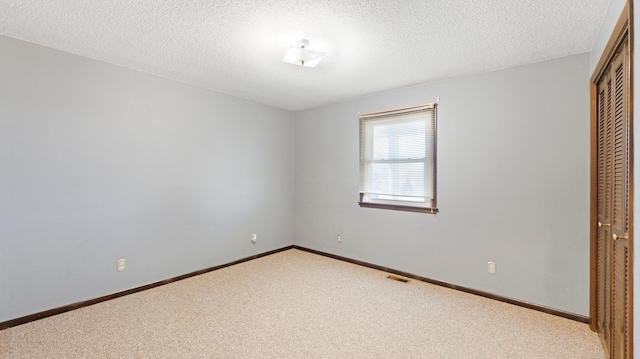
left=1, top=0, right=610, bottom=111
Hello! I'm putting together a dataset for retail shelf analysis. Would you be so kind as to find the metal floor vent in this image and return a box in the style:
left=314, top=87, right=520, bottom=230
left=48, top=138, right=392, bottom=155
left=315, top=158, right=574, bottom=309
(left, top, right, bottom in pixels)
left=387, top=275, right=410, bottom=283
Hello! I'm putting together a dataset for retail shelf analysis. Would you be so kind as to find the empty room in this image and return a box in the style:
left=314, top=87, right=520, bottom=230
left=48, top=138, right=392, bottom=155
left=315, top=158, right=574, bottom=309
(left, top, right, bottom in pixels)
left=0, top=0, right=636, bottom=358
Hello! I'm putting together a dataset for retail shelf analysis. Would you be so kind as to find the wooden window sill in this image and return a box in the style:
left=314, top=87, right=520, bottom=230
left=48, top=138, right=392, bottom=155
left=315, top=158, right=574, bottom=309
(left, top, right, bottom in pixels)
left=358, top=201, right=438, bottom=214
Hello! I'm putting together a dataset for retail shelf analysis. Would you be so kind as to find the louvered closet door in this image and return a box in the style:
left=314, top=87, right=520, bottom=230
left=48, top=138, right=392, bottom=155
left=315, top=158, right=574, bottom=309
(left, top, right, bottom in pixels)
left=595, top=37, right=631, bottom=359
left=596, top=67, right=613, bottom=355
left=609, top=39, right=630, bottom=359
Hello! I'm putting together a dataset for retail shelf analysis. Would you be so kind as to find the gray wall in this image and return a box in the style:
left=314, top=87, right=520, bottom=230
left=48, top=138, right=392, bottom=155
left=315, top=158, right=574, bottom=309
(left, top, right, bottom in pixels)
left=0, top=32, right=594, bottom=323
left=294, top=53, right=591, bottom=315
left=0, top=35, right=295, bottom=322
left=590, top=0, right=626, bottom=75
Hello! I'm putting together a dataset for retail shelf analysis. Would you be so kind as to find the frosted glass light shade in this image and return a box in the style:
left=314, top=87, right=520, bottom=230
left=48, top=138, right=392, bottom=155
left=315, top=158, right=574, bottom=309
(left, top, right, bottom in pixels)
left=282, top=40, right=325, bottom=67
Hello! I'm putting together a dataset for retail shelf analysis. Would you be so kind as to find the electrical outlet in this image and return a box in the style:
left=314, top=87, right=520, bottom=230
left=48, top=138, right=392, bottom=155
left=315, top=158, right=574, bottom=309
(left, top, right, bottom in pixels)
left=488, top=261, right=496, bottom=275
left=337, top=235, right=342, bottom=243
left=251, top=233, right=257, bottom=244
left=117, top=259, right=126, bottom=272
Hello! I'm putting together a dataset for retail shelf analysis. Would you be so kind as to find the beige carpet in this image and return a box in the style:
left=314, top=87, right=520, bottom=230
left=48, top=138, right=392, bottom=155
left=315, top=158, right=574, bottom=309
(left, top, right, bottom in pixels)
left=0, top=249, right=604, bottom=358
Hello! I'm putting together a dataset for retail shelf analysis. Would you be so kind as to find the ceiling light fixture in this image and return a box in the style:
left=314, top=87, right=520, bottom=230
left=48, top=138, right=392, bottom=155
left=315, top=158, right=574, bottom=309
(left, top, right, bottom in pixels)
left=282, top=39, right=326, bottom=68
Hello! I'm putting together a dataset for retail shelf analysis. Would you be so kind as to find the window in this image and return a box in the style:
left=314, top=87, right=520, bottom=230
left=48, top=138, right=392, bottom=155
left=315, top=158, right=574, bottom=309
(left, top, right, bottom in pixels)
left=359, top=103, right=437, bottom=214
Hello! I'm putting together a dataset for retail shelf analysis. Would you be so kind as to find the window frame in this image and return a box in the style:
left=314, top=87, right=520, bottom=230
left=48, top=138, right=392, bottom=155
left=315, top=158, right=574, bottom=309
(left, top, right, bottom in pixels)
left=358, top=103, right=438, bottom=214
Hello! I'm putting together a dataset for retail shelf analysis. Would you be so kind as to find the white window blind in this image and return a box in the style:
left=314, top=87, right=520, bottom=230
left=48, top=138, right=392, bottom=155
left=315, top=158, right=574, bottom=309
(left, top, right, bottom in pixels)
left=359, top=103, right=437, bottom=213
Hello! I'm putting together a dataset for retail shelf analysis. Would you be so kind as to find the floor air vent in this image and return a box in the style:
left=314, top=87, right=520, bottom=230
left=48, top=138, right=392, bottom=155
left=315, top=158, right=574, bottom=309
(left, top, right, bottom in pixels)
left=387, top=275, right=410, bottom=283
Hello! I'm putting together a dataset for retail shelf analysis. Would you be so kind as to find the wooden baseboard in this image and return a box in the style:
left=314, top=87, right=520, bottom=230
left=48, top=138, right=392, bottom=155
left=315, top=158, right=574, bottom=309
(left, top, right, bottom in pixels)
left=0, top=245, right=295, bottom=330
left=292, top=245, right=591, bottom=324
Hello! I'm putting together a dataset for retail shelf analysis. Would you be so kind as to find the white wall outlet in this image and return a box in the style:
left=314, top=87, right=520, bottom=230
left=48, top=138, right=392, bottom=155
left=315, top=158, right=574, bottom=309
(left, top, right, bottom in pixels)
left=337, top=234, right=342, bottom=243
left=251, top=233, right=257, bottom=244
left=488, top=261, right=496, bottom=275
left=117, top=259, right=126, bottom=272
